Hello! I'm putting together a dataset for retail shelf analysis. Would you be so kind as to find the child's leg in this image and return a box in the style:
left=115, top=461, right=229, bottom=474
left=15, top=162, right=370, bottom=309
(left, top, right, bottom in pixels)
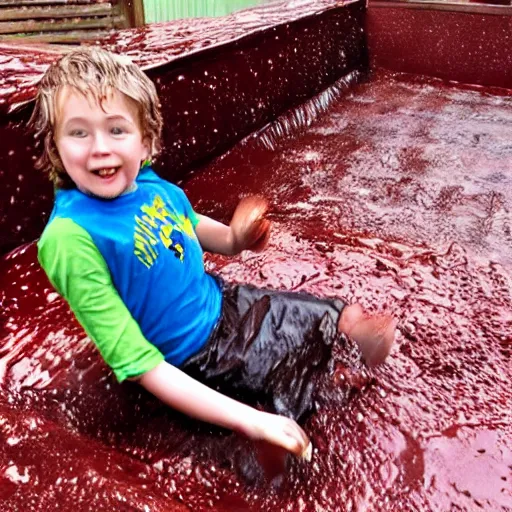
left=338, top=304, right=396, bottom=366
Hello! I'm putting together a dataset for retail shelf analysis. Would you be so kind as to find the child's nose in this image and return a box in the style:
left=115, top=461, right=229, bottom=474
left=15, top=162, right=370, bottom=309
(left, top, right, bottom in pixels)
left=91, top=132, right=111, bottom=155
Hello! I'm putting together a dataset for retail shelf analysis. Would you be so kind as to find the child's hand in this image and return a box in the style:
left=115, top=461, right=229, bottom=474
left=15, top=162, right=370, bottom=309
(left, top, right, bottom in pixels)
left=230, top=196, right=271, bottom=253
left=242, top=410, right=312, bottom=460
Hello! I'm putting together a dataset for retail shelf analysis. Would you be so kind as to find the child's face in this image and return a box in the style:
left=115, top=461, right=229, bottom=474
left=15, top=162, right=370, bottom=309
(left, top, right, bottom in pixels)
left=54, top=87, right=150, bottom=199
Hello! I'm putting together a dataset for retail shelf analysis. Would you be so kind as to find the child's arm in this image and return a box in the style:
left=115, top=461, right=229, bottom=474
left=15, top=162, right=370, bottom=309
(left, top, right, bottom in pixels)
left=38, top=218, right=165, bottom=381
left=195, top=196, right=270, bottom=255
left=137, top=361, right=310, bottom=457
left=39, top=218, right=309, bottom=457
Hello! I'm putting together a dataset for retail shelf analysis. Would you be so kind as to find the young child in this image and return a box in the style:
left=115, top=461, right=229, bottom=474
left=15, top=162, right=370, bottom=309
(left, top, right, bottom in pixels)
left=33, top=48, right=396, bottom=463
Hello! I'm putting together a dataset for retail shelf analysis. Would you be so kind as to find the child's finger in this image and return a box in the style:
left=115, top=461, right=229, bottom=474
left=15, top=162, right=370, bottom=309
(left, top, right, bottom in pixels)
left=234, top=196, right=268, bottom=226
left=231, top=196, right=270, bottom=252
left=300, top=442, right=313, bottom=462
left=248, top=220, right=271, bottom=252
left=282, top=419, right=310, bottom=458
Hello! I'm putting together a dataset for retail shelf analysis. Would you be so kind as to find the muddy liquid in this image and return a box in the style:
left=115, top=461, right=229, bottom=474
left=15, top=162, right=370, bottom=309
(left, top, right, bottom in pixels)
left=0, top=71, right=511, bottom=511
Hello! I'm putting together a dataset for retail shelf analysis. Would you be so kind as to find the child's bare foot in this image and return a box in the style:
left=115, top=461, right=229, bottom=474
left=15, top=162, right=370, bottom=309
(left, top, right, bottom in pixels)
left=338, top=304, right=396, bottom=366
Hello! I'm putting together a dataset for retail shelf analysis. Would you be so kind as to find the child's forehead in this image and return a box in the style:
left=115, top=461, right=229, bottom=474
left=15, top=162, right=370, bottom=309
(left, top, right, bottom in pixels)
left=55, top=85, right=139, bottom=122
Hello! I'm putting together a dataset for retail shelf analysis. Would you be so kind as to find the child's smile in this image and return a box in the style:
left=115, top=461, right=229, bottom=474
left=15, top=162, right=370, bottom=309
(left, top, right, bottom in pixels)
left=55, top=87, right=149, bottom=199
left=94, top=167, right=119, bottom=177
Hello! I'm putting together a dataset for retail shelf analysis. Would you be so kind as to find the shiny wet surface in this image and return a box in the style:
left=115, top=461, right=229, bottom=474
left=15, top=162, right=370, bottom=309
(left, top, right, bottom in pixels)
left=1, top=71, right=511, bottom=511
left=0, top=1, right=365, bottom=254
left=0, top=0, right=351, bottom=114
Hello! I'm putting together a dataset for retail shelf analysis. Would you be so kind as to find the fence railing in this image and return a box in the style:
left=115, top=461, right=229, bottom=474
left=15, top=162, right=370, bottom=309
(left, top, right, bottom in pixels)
left=0, top=0, right=144, bottom=44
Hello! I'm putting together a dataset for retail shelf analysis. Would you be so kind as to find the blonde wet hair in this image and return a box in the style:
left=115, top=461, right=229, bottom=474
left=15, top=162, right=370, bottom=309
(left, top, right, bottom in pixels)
left=30, top=47, right=163, bottom=188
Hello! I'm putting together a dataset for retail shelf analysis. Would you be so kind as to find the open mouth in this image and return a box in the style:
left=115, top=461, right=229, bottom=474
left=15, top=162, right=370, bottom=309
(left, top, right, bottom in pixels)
left=91, top=167, right=120, bottom=178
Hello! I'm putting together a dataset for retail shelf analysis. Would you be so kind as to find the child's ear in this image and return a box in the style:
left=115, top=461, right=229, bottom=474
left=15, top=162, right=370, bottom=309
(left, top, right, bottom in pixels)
left=142, top=138, right=151, bottom=161
left=140, top=138, right=152, bottom=169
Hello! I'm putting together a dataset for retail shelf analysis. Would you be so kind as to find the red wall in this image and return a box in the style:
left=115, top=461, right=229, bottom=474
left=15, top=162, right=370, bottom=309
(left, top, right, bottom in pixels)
left=367, top=4, right=512, bottom=89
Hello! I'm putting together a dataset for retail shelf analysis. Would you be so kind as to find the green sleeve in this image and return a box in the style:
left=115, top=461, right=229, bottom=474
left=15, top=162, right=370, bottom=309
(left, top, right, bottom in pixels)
left=37, top=217, right=164, bottom=382
left=190, top=209, right=200, bottom=228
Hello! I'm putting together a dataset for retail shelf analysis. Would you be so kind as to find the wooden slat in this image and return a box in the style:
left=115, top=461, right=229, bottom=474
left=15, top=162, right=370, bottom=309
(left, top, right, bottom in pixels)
left=0, top=4, right=113, bottom=21
left=0, top=40, right=74, bottom=52
left=0, top=29, right=112, bottom=43
left=0, top=15, right=125, bottom=34
left=1, top=0, right=107, bottom=5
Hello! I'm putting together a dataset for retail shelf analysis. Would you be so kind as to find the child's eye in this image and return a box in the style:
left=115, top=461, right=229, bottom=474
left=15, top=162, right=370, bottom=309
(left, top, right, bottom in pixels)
left=70, top=129, right=87, bottom=138
left=111, top=126, right=125, bottom=135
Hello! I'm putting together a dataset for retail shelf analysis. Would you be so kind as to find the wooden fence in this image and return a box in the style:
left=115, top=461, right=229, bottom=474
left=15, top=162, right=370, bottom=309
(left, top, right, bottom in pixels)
left=0, top=0, right=144, bottom=44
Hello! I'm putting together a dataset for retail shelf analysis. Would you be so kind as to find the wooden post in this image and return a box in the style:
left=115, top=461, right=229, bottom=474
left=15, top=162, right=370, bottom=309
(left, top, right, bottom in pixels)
left=120, top=0, right=145, bottom=28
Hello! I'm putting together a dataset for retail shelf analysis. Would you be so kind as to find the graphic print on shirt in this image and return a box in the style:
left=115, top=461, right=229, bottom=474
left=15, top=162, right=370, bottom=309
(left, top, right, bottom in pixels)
left=133, top=194, right=196, bottom=268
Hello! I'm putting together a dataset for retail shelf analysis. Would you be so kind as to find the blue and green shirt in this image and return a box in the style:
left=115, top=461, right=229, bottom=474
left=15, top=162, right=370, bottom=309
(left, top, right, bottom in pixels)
left=38, top=167, right=222, bottom=381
